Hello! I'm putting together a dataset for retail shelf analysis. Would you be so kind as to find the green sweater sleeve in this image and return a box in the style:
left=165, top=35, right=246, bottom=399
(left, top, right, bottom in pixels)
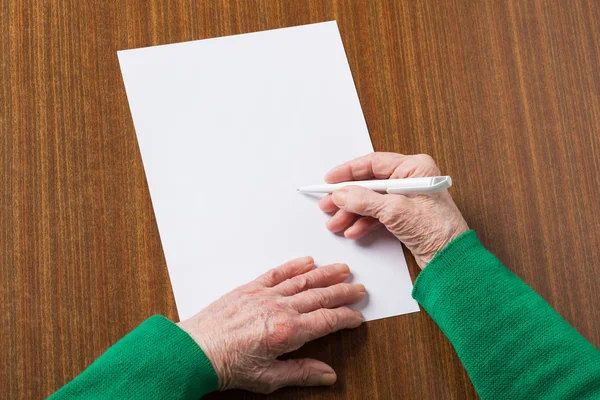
left=50, top=315, right=218, bottom=399
left=412, top=230, right=600, bottom=399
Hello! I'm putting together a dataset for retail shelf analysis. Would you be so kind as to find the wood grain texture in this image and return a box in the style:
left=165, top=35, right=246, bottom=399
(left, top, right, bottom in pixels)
left=1, top=0, right=599, bottom=398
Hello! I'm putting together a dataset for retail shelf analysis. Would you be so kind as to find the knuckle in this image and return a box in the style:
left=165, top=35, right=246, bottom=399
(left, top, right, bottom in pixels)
left=416, top=154, right=441, bottom=174
left=341, top=284, right=354, bottom=297
left=291, top=275, right=310, bottom=292
left=318, top=265, right=334, bottom=279
left=417, top=153, right=435, bottom=164
left=320, top=309, right=338, bottom=331
left=378, top=151, right=404, bottom=161
left=372, top=153, right=398, bottom=171
left=315, top=290, right=331, bottom=307
left=300, top=361, right=312, bottom=385
left=430, top=165, right=442, bottom=175
left=269, top=314, right=297, bottom=347
left=264, top=268, right=283, bottom=285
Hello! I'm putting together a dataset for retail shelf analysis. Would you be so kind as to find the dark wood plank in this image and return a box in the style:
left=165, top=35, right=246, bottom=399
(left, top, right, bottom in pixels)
left=1, top=1, right=598, bottom=398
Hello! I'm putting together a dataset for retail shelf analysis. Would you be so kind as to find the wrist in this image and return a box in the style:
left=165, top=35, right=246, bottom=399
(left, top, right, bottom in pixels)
left=177, top=318, right=230, bottom=391
left=411, top=229, right=483, bottom=303
left=416, top=221, right=469, bottom=269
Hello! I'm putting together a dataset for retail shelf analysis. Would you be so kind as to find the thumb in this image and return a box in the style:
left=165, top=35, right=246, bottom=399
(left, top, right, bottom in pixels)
left=331, top=185, right=391, bottom=218
left=263, top=358, right=336, bottom=392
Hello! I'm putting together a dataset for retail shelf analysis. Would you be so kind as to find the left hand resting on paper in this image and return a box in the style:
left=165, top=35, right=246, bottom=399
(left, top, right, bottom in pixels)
left=178, top=256, right=365, bottom=394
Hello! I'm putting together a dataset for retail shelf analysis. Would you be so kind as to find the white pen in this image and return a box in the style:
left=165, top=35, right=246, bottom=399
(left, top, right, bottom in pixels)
left=297, top=176, right=452, bottom=195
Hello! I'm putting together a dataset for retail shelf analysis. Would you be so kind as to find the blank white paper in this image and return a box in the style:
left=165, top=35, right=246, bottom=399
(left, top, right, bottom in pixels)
left=117, top=21, right=419, bottom=321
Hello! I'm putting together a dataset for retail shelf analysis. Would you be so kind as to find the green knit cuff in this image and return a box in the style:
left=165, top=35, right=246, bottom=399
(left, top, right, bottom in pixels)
left=135, top=315, right=219, bottom=397
left=50, top=315, right=219, bottom=399
left=411, top=230, right=487, bottom=308
left=156, top=315, right=217, bottom=392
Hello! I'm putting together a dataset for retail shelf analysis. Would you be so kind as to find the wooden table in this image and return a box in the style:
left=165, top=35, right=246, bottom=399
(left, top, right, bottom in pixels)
left=2, top=1, right=599, bottom=398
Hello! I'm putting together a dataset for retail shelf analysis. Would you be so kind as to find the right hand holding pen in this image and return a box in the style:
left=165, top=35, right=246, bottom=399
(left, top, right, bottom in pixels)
left=319, top=152, right=468, bottom=269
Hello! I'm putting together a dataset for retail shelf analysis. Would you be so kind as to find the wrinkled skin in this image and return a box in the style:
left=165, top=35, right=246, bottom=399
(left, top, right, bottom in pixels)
left=178, top=257, right=365, bottom=393
left=320, top=152, right=468, bottom=269
left=179, top=152, right=468, bottom=394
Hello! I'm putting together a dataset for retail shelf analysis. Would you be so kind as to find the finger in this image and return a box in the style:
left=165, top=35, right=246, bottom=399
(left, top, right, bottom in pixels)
left=343, top=217, right=382, bottom=239
left=389, top=153, right=441, bottom=179
left=325, top=209, right=356, bottom=233
left=289, top=283, right=366, bottom=313
left=256, top=256, right=315, bottom=287
left=325, top=152, right=406, bottom=183
left=260, top=359, right=336, bottom=393
left=331, top=185, right=399, bottom=219
left=318, top=195, right=338, bottom=213
left=300, top=307, right=364, bottom=341
left=274, top=263, right=350, bottom=296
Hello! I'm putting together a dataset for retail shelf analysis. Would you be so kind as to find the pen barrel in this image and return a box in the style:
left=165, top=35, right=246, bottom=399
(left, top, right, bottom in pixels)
left=331, top=180, right=390, bottom=192
left=297, top=176, right=451, bottom=194
left=330, top=178, right=439, bottom=192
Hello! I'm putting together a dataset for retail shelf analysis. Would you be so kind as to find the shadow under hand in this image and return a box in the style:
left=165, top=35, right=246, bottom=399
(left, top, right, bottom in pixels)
left=354, top=227, right=395, bottom=248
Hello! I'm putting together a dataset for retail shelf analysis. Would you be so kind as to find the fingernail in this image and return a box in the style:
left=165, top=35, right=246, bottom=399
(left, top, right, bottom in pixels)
left=306, top=372, right=335, bottom=386
left=302, top=256, right=314, bottom=265
left=356, top=284, right=366, bottom=293
left=335, top=263, right=350, bottom=273
left=332, top=189, right=348, bottom=207
left=319, top=372, right=337, bottom=385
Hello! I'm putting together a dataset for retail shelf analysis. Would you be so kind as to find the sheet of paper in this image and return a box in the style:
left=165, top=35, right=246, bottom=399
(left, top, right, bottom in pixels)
left=118, top=21, right=419, bottom=321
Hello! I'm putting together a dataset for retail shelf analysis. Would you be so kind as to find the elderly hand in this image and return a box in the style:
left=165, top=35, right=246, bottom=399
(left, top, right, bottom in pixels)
left=319, top=152, right=468, bottom=269
left=177, top=257, right=365, bottom=394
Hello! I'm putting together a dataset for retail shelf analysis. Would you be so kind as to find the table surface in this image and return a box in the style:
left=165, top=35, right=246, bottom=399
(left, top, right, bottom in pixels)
left=2, top=1, right=599, bottom=399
